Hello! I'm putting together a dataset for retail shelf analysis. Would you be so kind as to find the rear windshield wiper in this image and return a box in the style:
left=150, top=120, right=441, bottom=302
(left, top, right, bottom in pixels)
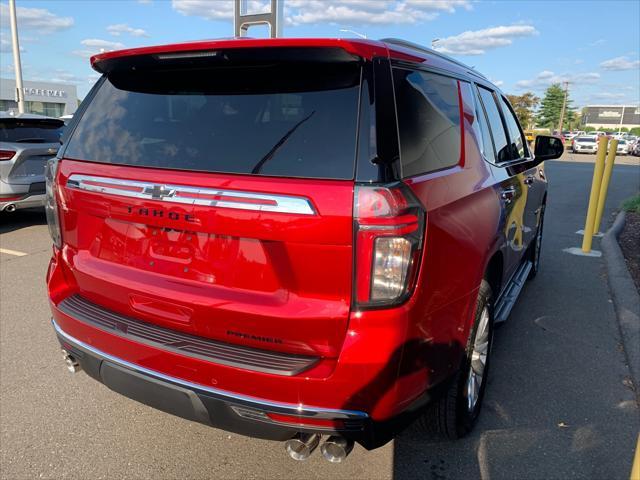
left=14, top=138, right=47, bottom=143
left=251, top=111, right=316, bottom=174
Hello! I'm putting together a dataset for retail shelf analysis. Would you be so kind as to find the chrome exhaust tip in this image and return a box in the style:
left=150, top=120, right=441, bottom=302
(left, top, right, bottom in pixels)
left=285, top=433, right=321, bottom=461
left=61, top=349, right=81, bottom=373
left=320, top=436, right=354, bottom=463
left=3, top=204, right=16, bottom=213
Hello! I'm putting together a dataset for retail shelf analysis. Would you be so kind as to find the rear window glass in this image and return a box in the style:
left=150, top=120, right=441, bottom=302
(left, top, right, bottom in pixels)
left=577, top=137, right=595, bottom=142
left=393, top=69, right=461, bottom=177
left=0, top=120, right=64, bottom=143
left=65, top=63, right=361, bottom=179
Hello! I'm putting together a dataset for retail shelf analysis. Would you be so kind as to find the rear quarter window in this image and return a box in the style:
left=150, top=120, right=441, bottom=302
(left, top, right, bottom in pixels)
left=392, top=68, right=461, bottom=178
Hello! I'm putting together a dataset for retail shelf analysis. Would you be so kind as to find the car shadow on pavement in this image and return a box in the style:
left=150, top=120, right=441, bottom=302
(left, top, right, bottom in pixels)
left=0, top=208, right=47, bottom=234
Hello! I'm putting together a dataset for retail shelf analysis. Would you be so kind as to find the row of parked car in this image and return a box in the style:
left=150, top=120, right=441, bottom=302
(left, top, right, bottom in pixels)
left=569, top=131, right=639, bottom=156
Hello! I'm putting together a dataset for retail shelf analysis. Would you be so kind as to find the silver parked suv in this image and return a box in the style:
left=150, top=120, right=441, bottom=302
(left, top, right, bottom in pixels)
left=0, top=112, right=64, bottom=212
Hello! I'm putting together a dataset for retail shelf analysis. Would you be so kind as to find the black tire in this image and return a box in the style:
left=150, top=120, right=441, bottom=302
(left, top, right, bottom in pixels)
left=527, top=201, right=546, bottom=280
left=416, top=280, right=494, bottom=439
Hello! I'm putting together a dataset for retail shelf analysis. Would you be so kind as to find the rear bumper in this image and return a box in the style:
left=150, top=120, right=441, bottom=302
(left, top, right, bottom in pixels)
left=52, top=318, right=382, bottom=445
left=0, top=193, right=45, bottom=211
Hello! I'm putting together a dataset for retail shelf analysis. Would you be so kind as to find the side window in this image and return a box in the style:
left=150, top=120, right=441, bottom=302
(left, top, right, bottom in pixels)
left=393, top=68, right=461, bottom=177
left=477, top=86, right=510, bottom=163
left=470, top=85, right=496, bottom=163
left=497, top=95, right=528, bottom=160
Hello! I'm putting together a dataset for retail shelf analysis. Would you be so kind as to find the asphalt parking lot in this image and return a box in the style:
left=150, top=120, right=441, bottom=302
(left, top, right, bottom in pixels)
left=1, top=155, right=639, bottom=480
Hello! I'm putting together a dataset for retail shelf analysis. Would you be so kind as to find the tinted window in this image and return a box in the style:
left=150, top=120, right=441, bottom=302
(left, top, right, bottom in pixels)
left=0, top=119, right=64, bottom=143
left=393, top=69, right=461, bottom=177
left=498, top=96, right=528, bottom=160
left=65, top=63, right=361, bottom=179
left=470, top=85, right=496, bottom=163
left=477, top=87, right=510, bottom=163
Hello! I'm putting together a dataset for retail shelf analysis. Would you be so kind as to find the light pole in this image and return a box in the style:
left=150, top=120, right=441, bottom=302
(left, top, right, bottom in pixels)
left=339, top=29, right=367, bottom=39
left=8, top=0, right=25, bottom=114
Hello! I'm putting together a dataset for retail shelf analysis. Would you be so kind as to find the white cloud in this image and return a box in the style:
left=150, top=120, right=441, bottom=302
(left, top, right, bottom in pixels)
left=0, top=3, right=73, bottom=34
left=171, top=0, right=235, bottom=20
left=433, top=24, right=538, bottom=55
left=49, top=69, right=84, bottom=84
left=0, top=31, right=24, bottom=53
left=590, top=92, right=626, bottom=100
left=171, top=0, right=470, bottom=25
left=107, top=23, right=150, bottom=37
left=73, top=38, right=125, bottom=58
left=600, top=56, right=640, bottom=71
left=516, top=70, right=601, bottom=90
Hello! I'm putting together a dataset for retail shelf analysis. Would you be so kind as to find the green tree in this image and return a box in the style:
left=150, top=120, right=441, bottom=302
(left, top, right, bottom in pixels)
left=536, top=83, right=574, bottom=131
left=506, top=92, right=539, bottom=129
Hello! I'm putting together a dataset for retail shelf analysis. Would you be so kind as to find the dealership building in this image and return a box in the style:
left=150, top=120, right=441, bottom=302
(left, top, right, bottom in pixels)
left=583, top=105, right=640, bottom=130
left=0, top=78, right=77, bottom=117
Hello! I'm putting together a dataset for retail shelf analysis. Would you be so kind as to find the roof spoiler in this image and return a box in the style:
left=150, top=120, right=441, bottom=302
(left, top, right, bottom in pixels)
left=91, top=38, right=388, bottom=74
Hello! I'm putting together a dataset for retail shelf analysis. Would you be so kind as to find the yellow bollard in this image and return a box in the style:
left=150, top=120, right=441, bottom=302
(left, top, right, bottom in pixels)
left=581, top=136, right=609, bottom=253
left=631, top=434, right=640, bottom=480
left=593, top=139, right=618, bottom=234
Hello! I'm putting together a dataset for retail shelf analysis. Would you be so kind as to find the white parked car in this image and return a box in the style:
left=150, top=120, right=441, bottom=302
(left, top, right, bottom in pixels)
left=614, top=139, right=629, bottom=155
left=572, top=136, right=598, bottom=153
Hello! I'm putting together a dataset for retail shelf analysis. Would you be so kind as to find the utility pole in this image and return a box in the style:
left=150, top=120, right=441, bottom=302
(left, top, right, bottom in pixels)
left=557, top=81, right=569, bottom=133
left=617, top=105, right=625, bottom=134
left=8, top=0, right=25, bottom=114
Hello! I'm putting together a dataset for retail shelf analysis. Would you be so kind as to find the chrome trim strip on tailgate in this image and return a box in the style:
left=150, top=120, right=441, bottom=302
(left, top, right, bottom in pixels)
left=57, top=294, right=318, bottom=377
left=66, top=174, right=317, bottom=215
left=52, top=318, right=368, bottom=420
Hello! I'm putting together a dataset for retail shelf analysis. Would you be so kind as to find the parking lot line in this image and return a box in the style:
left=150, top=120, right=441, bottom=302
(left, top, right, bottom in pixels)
left=0, top=247, right=28, bottom=257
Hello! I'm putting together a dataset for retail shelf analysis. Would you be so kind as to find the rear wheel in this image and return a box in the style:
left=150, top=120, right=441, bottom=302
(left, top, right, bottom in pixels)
left=417, top=280, right=494, bottom=439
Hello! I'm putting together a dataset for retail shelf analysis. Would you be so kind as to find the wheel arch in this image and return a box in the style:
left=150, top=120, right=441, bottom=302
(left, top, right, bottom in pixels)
left=483, top=250, right=504, bottom=300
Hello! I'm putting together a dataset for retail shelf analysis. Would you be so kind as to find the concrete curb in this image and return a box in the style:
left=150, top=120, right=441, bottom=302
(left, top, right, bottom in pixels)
left=602, top=210, right=640, bottom=404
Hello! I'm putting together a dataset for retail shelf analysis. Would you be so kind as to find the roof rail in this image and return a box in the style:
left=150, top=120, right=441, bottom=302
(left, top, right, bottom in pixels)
left=380, top=38, right=488, bottom=80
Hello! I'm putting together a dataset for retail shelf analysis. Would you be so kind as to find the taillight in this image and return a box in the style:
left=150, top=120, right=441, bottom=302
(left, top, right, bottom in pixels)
left=44, top=158, right=62, bottom=248
left=354, top=183, right=425, bottom=307
left=0, top=150, right=16, bottom=161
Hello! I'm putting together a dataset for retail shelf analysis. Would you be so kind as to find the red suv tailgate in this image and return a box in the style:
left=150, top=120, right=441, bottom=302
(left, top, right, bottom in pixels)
left=56, top=49, right=362, bottom=359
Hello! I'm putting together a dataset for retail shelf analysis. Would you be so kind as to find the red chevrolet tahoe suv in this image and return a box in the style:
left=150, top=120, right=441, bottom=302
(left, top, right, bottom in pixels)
left=45, top=38, right=562, bottom=462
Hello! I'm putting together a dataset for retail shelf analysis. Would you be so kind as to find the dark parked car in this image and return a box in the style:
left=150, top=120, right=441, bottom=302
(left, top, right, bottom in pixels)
left=45, top=37, right=562, bottom=463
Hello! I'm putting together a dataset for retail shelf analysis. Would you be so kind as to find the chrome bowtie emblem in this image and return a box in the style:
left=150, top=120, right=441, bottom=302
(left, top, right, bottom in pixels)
left=144, top=184, right=175, bottom=200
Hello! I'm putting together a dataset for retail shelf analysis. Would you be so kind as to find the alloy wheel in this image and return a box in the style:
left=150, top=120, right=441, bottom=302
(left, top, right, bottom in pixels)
left=467, top=306, right=490, bottom=413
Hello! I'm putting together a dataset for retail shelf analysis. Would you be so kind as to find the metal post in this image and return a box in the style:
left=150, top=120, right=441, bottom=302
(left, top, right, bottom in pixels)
left=8, top=0, right=25, bottom=114
left=234, top=0, right=283, bottom=38
left=593, top=139, right=618, bottom=234
left=557, top=81, right=569, bottom=133
left=618, top=105, right=625, bottom=134
left=581, top=136, right=609, bottom=253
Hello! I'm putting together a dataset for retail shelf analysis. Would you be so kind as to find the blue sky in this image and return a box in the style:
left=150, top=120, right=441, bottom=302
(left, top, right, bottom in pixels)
left=1, top=0, right=638, bottom=107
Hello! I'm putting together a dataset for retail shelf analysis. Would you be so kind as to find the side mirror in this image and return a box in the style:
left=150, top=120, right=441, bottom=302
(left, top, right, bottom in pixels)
left=534, top=135, right=564, bottom=161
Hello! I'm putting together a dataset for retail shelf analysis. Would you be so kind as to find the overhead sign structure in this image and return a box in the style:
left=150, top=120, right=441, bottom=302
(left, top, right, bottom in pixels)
left=234, top=0, right=283, bottom=38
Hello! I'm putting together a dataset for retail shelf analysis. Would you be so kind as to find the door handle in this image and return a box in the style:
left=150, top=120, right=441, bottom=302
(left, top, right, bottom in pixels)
left=501, top=187, right=516, bottom=203
left=524, top=175, right=535, bottom=187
